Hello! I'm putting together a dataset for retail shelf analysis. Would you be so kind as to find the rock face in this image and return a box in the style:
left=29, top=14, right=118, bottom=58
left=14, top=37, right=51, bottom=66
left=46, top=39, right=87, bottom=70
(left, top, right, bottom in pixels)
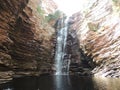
left=41, top=0, right=57, bottom=15
left=67, top=15, right=94, bottom=76
left=69, top=0, right=120, bottom=77
left=0, top=0, right=56, bottom=80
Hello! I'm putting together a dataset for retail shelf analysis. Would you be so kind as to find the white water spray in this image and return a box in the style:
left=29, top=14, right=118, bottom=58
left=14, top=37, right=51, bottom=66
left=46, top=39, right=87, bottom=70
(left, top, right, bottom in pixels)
left=55, top=19, right=70, bottom=75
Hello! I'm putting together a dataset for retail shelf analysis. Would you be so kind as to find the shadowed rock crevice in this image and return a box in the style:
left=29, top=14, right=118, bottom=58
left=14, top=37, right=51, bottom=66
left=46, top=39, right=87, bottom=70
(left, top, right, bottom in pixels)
left=66, top=22, right=95, bottom=76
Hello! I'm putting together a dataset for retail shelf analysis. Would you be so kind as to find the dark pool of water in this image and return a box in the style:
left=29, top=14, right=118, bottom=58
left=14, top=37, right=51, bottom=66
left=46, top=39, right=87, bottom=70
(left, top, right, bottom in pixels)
left=0, top=75, right=120, bottom=90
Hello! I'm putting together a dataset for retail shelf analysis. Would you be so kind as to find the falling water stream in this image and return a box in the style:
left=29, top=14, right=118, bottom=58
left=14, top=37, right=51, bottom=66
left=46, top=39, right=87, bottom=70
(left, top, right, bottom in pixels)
left=55, top=18, right=70, bottom=75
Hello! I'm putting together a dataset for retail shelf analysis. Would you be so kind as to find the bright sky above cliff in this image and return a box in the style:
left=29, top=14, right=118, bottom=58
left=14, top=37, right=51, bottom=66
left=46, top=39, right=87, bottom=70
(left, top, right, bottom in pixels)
left=53, top=0, right=86, bottom=16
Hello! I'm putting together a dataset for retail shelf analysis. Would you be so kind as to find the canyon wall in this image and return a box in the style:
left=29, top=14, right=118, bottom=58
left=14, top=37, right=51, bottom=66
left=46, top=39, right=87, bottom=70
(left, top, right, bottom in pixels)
left=0, top=0, right=56, bottom=81
left=41, top=0, right=57, bottom=15
left=69, top=0, right=120, bottom=77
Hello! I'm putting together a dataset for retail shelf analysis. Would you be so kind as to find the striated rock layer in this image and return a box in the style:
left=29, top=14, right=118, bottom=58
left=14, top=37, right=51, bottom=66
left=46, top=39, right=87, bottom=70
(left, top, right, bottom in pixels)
left=69, top=0, right=120, bottom=77
left=41, top=0, right=57, bottom=15
left=0, top=0, right=56, bottom=80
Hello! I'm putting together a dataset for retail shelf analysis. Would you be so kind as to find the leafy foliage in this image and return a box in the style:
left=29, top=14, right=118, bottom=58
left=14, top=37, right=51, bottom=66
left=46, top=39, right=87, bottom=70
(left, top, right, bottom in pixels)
left=45, top=10, right=65, bottom=22
left=37, top=6, right=45, bottom=16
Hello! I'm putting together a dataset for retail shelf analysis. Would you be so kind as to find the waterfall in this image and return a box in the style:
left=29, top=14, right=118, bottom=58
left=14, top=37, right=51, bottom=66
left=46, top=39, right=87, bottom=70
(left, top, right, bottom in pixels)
left=55, top=19, right=70, bottom=75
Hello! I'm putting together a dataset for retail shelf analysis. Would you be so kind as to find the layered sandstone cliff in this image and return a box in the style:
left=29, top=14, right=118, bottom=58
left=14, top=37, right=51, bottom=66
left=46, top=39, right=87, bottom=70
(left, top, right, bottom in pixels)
left=41, top=0, right=57, bottom=15
left=0, top=0, right=56, bottom=81
left=69, top=0, right=120, bottom=77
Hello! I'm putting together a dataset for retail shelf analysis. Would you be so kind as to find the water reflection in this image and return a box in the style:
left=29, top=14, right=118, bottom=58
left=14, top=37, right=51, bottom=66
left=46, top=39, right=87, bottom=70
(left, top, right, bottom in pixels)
left=54, top=75, right=95, bottom=90
left=54, top=75, right=71, bottom=90
left=14, top=77, right=38, bottom=90
left=0, top=75, right=120, bottom=90
left=70, top=76, right=94, bottom=90
left=3, top=88, right=13, bottom=90
left=93, top=76, right=120, bottom=90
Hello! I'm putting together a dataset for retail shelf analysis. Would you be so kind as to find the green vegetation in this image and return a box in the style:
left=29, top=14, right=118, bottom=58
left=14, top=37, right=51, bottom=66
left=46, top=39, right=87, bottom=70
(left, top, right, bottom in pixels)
left=37, top=6, right=45, bottom=16
left=112, top=0, right=118, bottom=3
left=112, top=0, right=120, bottom=6
left=88, top=22, right=99, bottom=32
left=37, top=6, right=66, bottom=24
left=45, top=10, right=66, bottom=22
